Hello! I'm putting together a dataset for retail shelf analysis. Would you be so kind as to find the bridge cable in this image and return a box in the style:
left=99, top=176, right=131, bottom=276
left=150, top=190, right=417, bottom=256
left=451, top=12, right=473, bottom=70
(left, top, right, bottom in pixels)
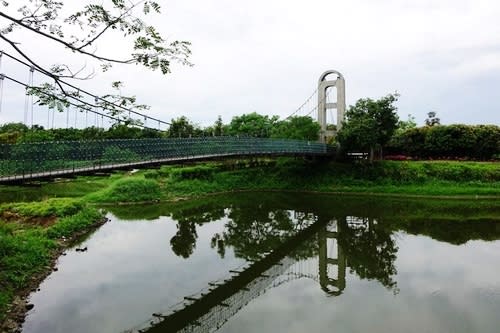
left=285, top=88, right=318, bottom=119
left=0, top=74, right=161, bottom=131
left=0, top=52, right=3, bottom=114
left=0, top=50, right=171, bottom=127
left=29, top=67, right=34, bottom=127
left=0, top=51, right=3, bottom=115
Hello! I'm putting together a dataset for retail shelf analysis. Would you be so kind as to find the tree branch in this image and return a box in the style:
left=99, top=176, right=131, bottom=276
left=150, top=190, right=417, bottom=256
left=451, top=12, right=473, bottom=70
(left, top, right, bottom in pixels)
left=0, top=11, right=135, bottom=64
left=76, top=1, right=144, bottom=50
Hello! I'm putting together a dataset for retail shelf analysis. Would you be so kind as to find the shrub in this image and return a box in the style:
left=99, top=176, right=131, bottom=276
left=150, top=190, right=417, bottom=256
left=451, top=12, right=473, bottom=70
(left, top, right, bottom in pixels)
left=46, top=207, right=104, bottom=239
left=388, top=125, right=500, bottom=160
left=93, top=177, right=161, bottom=202
left=170, top=165, right=216, bottom=180
left=0, top=198, right=84, bottom=217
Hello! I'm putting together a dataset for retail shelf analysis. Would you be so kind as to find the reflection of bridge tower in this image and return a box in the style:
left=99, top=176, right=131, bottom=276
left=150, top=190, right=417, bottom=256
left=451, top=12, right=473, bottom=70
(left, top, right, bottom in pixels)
left=318, top=218, right=346, bottom=296
left=317, top=70, right=346, bottom=143
left=133, top=218, right=349, bottom=333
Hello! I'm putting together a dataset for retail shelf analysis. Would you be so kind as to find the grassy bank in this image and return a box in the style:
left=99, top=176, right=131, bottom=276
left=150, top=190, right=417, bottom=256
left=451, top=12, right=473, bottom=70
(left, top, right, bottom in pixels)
left=0, top=199, right=105, bottom=326
left=159, top=159, right=499, bottom=198
left=0, top=158, right=498, bottom=327
left=105, top=159, right=499, bottom=201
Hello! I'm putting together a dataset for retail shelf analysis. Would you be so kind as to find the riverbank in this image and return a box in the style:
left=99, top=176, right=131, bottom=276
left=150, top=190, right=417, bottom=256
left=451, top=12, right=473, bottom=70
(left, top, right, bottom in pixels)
left=85, top=159, right=500, bottom=202
left=0, top=158, right=499, bottom=331
left=0, top=199, right=106, bottom=332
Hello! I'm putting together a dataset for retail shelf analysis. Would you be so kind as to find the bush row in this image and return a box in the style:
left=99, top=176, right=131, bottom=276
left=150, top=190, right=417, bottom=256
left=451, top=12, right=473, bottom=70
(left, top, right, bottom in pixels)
left=387, top=125, right=499, bottom=160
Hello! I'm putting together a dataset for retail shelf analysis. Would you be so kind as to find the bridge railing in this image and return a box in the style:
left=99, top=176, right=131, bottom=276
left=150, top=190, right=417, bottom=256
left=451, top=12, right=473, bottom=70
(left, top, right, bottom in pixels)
left=0, top=137, right=335, bottom=179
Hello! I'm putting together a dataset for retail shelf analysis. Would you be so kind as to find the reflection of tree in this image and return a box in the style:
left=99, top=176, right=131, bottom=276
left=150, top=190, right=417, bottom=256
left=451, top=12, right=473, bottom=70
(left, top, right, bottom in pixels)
left=210, top=234, right=226, bottom=259
left=170, top=221, right=198, bottom=259
left=338, top=218, right=398, bottom=290
left=213, top=207, right=319, bottom=261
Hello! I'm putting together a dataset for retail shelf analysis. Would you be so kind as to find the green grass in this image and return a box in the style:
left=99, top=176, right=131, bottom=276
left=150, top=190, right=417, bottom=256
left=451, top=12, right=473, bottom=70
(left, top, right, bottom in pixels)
left=45, top=207, right=104, bottom=239
left=86, top=177, right=161, bottom=203
left=0, top=223, right=56, bottom=320
left=0, top=158, right=498, bottom=322
left=0, top=200, right=104, bottom=321
left=0, top=198, right=84, bottom=217
left=157, top=160, right=500, bottom=198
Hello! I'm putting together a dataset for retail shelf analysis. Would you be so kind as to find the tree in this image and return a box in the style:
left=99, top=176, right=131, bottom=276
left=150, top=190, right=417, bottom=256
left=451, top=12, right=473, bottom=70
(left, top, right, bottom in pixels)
left=337, top=93, right=399, bottom=161
left=395, top=114, right=417, bottom=134
left=271, top=116, right=320, bottom=141
left=425, top=111, right=441, bottom=126
left=213, top=115, right=224, bottom=136
left=0, top=1, right=191, bottom=120
left=168, top=116, right=196, bottom=138
left=227, top=112, right=279, bottom=138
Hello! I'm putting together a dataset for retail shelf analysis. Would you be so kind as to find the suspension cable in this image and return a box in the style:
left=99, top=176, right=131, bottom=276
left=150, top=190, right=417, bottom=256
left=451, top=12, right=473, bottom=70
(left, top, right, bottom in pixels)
left=0, top=50, right=171, bottom=126
left=0, top=52, right=3, bottom=114
left=1, top=73, right=162, bottom=130
left=285, top=88, right=318, bottom=119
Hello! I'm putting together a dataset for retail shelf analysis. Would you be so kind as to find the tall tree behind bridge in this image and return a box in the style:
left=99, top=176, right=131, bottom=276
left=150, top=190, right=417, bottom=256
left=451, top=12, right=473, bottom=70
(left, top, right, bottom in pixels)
left=337, top=93, right=399, bottom=162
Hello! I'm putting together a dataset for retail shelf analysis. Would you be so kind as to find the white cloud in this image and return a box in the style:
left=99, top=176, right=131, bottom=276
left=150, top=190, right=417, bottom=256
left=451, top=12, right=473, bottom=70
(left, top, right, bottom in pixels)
left=1, top=0, right=499, bottom=127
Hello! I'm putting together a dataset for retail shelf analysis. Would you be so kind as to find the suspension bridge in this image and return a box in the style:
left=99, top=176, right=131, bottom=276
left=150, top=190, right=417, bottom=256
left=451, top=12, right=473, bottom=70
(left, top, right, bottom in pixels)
left=126, top=217, right=353, bottom=333
left=0, top=50, right=346, bottom=184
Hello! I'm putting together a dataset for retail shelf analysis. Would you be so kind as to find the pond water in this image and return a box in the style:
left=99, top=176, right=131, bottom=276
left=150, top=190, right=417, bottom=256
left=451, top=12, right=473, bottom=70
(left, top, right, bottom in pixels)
left=21, top=193, right=500, bottom=333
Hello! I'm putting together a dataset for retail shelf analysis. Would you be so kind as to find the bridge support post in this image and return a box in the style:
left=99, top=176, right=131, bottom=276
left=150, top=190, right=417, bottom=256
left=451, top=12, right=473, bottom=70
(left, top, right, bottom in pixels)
left=317, top=70, right=345, bottom=143
left=318, top=218, right=346, bottom=295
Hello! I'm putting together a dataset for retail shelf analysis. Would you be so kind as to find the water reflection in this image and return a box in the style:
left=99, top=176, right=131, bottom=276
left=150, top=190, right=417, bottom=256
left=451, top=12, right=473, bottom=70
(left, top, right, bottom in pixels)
left=21, top=193, right=500, bottom=333
left=120, top=194, right=499, bottom=333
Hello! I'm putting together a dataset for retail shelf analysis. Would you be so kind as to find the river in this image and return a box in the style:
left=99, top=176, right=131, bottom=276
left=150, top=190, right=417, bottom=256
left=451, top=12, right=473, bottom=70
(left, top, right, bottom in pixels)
left=20, top=193, right=500, bottom=333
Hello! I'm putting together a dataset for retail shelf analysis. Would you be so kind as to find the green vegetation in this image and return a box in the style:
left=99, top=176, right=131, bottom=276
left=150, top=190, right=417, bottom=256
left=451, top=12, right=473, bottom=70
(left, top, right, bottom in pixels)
left=0, top=157, right=498, bottom=324
left=59, top=159, right=497, bottom=204
left=387, top=124, right=500, bottom=160
left=337, top=93, right=399, bottom=161
left=0, top=198, right=83, bottom=217
left=87, top=177, right=161, bottom=203
left=158, top=159, right=499, bottom=197
left=0, top=198, right=105, bottom=322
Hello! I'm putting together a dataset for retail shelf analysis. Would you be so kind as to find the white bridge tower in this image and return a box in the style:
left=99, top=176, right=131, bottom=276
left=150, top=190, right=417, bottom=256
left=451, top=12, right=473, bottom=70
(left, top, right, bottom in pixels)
left=317, top=70, right=346, bottom=143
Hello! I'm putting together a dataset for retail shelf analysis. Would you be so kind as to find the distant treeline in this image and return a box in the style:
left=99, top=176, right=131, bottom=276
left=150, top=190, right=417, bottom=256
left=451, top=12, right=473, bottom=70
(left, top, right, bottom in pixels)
left=387, top=124, right=500, bottom=160
left=0, top=113, right=320, bottom=144
left=0, top=113, right=498, bottom=160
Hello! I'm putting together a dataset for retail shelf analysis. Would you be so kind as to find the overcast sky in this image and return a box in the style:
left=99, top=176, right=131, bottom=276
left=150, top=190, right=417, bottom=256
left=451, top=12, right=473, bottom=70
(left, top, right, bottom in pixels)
left=1, top=0, right=499, bottom=128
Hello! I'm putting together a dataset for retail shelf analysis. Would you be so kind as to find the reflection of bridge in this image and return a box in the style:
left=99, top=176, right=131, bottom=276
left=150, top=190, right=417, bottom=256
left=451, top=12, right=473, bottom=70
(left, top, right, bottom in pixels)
left=0, top=136, right=334, bottom=184
left=127, top=218, right=349, bottom=333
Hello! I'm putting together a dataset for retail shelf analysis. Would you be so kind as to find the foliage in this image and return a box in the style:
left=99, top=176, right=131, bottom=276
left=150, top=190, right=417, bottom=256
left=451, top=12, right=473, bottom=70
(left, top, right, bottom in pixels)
left=0, top=198, right=84, bottom=217
left=0, top=0, right=191, bottom=119
left=339, top=218, right=398, bottom=290
left=161, top=160, right=500, bottom=197
left=271, top=116, right=320, bottom=141
left=46, top=207, right=104, bottom=239
left=0, top=201, right=103, bottom=321
left=170, top=165, right=216, bottom=180
left=168, top=116, right=199, bottom=138
left=102, top=146, right=140, bottom=163
left=337, top=93, right=399, bottom=160
left=87, top=177, right=161, bottom=202
left=170, top=221, right=198, bottom=258
left=0, top=123, right=29, bottom=143
left=0, top=223, right=56, bottom=293
left=213, top=116, right=224, bottom=136
left=388, top=124, right=500, bottom=159
left=227, top=112, right=279, bottom=138
left=395, top=114, right=417, bottom=135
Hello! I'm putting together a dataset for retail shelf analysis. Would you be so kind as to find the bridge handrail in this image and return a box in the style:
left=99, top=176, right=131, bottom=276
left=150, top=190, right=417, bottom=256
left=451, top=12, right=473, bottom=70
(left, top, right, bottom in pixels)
left=0, top=137, right=335, bottom=180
